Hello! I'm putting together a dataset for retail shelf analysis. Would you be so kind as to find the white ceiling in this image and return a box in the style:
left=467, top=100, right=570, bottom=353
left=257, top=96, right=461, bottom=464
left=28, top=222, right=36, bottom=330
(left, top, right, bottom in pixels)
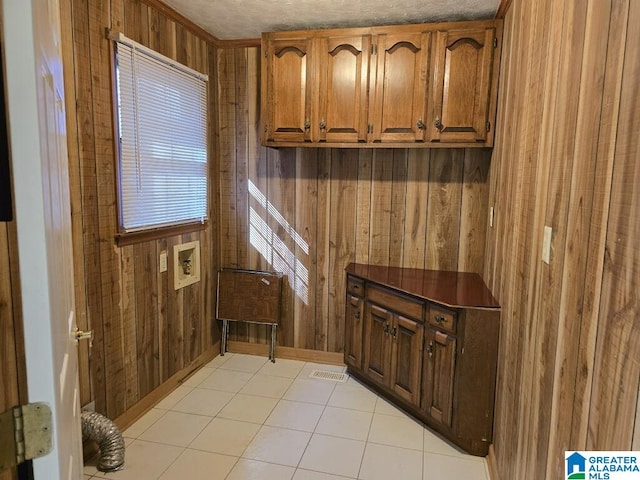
left=161, top=0, right=502, bottom=40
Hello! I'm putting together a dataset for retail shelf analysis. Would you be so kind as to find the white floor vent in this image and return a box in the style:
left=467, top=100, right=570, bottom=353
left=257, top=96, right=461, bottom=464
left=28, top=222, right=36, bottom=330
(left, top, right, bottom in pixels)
left=309, top=370, right=349, bottom=383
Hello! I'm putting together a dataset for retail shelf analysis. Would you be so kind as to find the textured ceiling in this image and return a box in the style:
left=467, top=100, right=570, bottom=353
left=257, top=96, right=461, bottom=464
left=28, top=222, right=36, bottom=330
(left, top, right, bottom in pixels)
left=161, top=0, right=502, bottom=40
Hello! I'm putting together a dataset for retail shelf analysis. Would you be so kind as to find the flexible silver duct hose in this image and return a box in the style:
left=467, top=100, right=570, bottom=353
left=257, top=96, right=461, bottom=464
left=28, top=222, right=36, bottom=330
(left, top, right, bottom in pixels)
left=81, top=411, right=126, bottom=472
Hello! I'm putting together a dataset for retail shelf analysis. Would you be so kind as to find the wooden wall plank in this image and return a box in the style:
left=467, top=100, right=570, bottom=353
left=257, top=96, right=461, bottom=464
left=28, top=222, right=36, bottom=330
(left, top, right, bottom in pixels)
left=327, top=150, right=358, bottom=352
left=458, top=149, right=489, bottom=274
left=402, top=149, right=429, bottom=270
left=425, top=149, right=464, bottom=271
left=294, top=149, right=318, bottom=349
left=368, top=149, right=393, bottom=265
left=389, top=150, right=408, bottom=267
left=315, top=150, right=332, bottom=351
left=355, top=150, right=373, bottom=265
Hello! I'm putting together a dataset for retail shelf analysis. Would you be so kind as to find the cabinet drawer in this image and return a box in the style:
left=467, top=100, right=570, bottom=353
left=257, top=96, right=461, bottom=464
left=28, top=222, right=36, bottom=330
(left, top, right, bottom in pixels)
left=428, top=304, right=457, bottom=334
left=347, top=276, right=364, bottom=297
left=366, top=285, right=424, bottom=320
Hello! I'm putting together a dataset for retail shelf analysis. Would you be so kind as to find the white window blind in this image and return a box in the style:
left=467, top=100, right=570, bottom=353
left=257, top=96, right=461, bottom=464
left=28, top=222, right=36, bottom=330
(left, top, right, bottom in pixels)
left=114, top=33, right=208, bottom=232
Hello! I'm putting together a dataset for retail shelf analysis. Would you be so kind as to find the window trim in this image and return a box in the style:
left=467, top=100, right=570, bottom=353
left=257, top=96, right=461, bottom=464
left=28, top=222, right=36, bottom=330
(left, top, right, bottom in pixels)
left=110, top=31, right=209, bottom=245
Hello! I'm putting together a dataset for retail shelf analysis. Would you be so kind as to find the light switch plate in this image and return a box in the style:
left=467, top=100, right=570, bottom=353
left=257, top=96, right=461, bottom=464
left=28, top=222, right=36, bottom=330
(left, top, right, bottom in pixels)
left=159, top=251, right=168, bottom=273
left=542, top=226, right=552, bottom=264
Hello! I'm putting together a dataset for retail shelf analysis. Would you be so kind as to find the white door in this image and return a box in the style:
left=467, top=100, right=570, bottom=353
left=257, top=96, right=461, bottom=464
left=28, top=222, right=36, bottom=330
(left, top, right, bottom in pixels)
left=2, top=0, right=83, bottom=479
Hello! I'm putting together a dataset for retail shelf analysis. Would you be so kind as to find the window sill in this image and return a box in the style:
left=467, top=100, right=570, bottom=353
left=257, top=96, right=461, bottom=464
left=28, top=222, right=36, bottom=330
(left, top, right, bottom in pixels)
left=115, top=220, right=208, bottom=246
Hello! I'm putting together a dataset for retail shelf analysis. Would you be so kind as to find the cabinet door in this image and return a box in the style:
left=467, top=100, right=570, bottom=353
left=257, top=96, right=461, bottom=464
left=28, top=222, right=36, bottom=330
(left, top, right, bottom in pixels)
left=422, top=328, right=456, bottom=428
left=369, top=32, right=431, bottom=143
left=363, top=303, right=392, bottom=386
left=390, top=315, right=424, bottom=407
left=428, top=27, right=497, bottom=144
left=317, top=35, right=370, bottom=143
left=262, top=36, right=314, bottom=143
left=344, top=294, right=364, bottom=370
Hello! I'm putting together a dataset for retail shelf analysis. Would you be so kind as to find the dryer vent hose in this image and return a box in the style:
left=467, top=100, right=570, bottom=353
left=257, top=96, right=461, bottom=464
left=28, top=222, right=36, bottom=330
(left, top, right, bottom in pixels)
left=80, top=411, right=126, bottom=472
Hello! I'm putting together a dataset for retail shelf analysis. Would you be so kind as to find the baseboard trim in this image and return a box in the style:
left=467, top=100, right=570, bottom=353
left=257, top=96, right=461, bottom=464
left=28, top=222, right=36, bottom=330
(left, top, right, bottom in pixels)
left=226, top=341, right=345, bottom=365
left=486, top=444, right=500, bottom=480
left=114, top=343, right=219, bottom=431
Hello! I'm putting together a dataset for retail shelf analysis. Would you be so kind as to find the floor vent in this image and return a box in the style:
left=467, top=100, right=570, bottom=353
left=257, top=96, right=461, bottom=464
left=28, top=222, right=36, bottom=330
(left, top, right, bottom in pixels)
left=309, top=370, right=349, bottom=383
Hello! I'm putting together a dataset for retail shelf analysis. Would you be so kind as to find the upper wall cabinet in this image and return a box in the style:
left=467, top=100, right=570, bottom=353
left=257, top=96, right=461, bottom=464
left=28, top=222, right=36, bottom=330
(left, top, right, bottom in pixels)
left=428, top=27, right=498, bottom=144
left=262, top=34, right=314, bottom=143
left=369, top=32, right=431, bottom=143
left=261, top=20, right=502, bottom=148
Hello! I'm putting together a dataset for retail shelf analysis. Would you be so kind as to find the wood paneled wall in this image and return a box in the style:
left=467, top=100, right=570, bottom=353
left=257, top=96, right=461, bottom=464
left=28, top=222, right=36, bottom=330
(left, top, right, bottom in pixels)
left=487, top=0, right=640, bottom=477
left=215, top=46, right=492, bottom=352
left=59, top=0, right=219, bottom=419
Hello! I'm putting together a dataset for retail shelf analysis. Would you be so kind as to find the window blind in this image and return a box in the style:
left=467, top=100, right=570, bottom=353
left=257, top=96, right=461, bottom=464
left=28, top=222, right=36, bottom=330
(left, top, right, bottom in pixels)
left=114, top=33, right=208, bottom=232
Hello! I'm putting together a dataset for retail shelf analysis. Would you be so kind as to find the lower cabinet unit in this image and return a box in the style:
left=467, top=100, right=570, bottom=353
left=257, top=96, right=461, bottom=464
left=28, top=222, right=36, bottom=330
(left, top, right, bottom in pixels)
left=344, top=263, right=500, bottom=456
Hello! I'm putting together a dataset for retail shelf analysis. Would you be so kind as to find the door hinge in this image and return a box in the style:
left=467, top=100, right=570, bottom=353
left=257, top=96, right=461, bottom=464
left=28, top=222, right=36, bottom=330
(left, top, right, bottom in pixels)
left=486, top=121, right=491, bottom=132
left=493, top=37, right=498, bottom=48
left=371, top=44, right=377, bottom=55
left=0, top=403, right=53, bottom=472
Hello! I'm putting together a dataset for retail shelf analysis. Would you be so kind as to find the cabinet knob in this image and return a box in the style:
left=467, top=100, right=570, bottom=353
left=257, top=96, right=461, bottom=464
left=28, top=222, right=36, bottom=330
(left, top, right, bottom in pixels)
left=304, top=119, right=311, bottom=130
left=417, top=119, right=426, bottom=130
left=428, top=340, right=434, bottom=358
left=434, top=117, right=443, bottom=131
left=434, top=315, right=446, bottom=324
left=354, top=311, right=360, bottom=320
left=390, top=326, right=397, bottom=338
left=319, top=120, right=326, bottom=130
left=383, top=323, right=390, bottom=335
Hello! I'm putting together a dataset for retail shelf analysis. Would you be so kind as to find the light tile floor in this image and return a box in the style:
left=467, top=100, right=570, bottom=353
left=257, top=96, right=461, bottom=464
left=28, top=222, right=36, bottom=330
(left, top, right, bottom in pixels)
left=83, top=353, right=489, bottom=480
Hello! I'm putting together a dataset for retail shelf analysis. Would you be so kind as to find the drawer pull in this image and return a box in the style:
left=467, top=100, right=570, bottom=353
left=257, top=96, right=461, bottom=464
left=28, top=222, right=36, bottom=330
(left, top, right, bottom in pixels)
left=434, top=315, right=446, bottom=324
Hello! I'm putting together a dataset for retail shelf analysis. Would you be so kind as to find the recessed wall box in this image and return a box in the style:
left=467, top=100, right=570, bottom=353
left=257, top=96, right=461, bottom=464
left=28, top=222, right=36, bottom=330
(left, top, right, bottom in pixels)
left=173, top=240, right=200, bottom=290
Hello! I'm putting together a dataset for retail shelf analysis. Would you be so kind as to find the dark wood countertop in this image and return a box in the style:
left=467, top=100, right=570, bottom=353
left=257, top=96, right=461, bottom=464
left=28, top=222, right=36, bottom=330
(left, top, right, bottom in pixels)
left=345, top=263, right=500, bottom=309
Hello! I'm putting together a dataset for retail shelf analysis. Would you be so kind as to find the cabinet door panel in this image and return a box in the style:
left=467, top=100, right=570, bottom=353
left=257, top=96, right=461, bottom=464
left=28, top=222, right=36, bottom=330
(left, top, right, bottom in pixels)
left=370, top=32, right=431, bottom=143
left=364, top=303, right=392, bottom=386
left=429, top=28, right=496, bottom=143
left=423, top=328, right=456, bottom=427
left=318, top=35, right=370, bottom=143
left=263, top=37, right=313, bottom=142
left=345, top=294, right=364, bottom=369
left=390, top=315, right=424, bottom=406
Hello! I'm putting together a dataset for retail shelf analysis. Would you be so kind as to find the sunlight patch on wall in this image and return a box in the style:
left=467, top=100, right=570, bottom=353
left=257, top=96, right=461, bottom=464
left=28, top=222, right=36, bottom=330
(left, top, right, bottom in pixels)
left=248, top=180, right=309, bottom=304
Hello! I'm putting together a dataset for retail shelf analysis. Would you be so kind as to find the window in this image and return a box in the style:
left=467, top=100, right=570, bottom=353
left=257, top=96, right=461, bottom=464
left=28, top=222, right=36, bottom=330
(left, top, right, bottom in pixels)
left=113, top=33, right=208, bottom=240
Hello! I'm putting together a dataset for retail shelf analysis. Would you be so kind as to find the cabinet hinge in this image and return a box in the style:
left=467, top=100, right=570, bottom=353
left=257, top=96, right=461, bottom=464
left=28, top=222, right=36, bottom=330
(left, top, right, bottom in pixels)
left=371, top=44, right=377, bottom=55
left=486, top=121, right=491, bottom=132
left=493, top=37, right=498, bottom=48
left=0, top=403, right=53, bottom=471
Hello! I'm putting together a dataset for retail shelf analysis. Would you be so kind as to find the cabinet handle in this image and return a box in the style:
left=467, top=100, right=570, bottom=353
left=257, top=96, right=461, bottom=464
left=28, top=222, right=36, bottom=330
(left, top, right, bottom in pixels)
left=434, top=315, right=446, bottom=324
left=390, top=326, right=397, bottom=338
left=354, top=311, right=360, bottom=320
left=428, top=341, right=434, bottom=358
left=304, top=119, right=310, bottom=130
left=417, top=119, right=426, bottom=130
left=434, top=117, right=443, bottom=131
left=319, top=120, right=326, bottom=130
left=383, top=323, right=389, bottom=335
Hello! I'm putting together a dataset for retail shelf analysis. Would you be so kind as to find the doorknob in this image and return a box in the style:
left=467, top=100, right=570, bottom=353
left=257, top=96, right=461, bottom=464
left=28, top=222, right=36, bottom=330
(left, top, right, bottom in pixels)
left=73, top=327, right=93, bottom=347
